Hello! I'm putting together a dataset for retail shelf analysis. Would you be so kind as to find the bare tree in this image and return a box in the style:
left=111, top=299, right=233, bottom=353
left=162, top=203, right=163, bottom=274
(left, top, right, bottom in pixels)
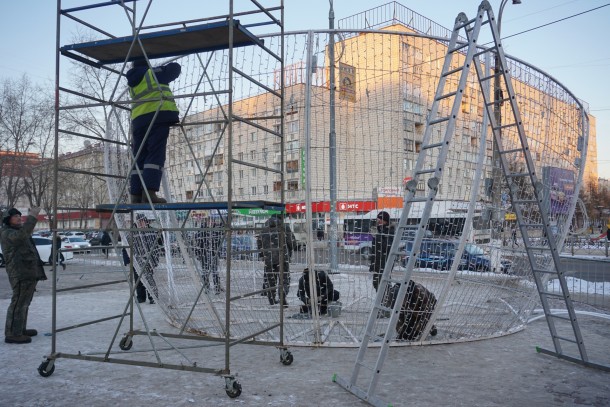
left=0, top=75, right=55, bottom=208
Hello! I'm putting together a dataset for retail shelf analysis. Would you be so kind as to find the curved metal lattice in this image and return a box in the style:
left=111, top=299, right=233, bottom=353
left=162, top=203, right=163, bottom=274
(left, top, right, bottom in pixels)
left=104, top=29, right=587, bottom=347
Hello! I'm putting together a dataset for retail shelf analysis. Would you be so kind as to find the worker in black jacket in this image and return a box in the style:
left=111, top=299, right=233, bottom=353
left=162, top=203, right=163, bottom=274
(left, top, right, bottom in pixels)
left=297, top=268, right=340, bottom=315
left=369, top=211, right=395, bottom=291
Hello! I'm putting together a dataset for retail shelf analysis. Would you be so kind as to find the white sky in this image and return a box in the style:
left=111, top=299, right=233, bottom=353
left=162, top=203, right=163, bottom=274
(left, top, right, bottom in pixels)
left=1, top=0, right=608, bottom=178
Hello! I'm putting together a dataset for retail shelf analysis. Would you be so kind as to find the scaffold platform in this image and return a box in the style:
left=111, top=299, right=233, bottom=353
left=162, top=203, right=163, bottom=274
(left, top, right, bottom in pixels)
left=60, top=20, right=263, bottom=65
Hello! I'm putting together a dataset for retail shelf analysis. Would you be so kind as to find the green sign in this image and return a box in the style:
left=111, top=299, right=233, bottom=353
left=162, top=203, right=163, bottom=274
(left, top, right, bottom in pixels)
left=234, top=208, right=282, bottom=217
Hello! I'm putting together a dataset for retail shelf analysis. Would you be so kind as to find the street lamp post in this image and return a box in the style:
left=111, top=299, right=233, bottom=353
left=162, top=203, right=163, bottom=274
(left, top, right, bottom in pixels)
left=491, top=0, right=522, bottom=239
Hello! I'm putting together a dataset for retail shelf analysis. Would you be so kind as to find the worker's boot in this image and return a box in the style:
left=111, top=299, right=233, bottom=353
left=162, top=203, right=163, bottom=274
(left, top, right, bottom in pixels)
left=142, top=190, right=166, bottom=204
left=130, top=195, right=141, bottom=204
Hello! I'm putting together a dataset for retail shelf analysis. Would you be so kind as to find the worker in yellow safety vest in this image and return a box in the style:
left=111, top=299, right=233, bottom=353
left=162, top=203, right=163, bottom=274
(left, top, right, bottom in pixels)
left=126, top=59, right=181, bottom=203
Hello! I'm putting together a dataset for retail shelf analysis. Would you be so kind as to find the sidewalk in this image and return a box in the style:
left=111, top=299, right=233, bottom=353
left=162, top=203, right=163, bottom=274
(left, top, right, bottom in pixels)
left=1, top=286, right=609, bottom=407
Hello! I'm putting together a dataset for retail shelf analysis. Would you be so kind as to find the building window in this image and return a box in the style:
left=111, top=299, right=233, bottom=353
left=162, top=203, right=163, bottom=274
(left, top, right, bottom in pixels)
left=186, top=191, right=193, bottom=200
left=239, top=170, right=244, bottom=179
left=273, top=181, right=282, bottom=192
left=262, top=147, right=268, bottom=161
left=204, top=156, right=213, bottom=168
left=238, top=187, right=244, bottom=196
left=250, top=150, right=256, bottom=160
left=251, top=168, right=257, bottom=177
left=404, top=138, right=414, bottom=152
left=250, top=132, right=257, bottom=142
left=287, top=180, right=299, bottom=191
left=214, top=154, right=224, bottom=166
left=238, top=152, right=244, bottom=161
left=251, top=186, right=257, bottom=195
left=415, top=141, right=422, bottom=153
left=288, top=120, right=299, bottom=133
left=286, top=160, right=299, bottom=173
left=263, top=185, right=269, bottom=194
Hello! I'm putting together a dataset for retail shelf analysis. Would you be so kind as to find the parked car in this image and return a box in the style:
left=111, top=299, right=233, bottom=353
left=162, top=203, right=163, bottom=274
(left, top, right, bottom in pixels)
left=401, top=239, right=510, bottom=273
left=63, top=236, right=92, bottom=253
left=0, top=237, right=74, bottom=266
left=220, top=234, right=259, bottom=260
left=65, top=231, right=86, bottom=238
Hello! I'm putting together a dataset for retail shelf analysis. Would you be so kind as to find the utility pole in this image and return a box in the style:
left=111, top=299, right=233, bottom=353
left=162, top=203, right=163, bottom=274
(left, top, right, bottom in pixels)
left=491, top=0, right=522, bottom=239
left=328, top=0, right=338, bottom=272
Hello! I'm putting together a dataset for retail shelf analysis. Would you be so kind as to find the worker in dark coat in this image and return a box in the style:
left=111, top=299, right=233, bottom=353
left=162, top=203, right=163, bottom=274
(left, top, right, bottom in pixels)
left=297, top=268, right=340, bottom=315
left=369, top=211, right=395, bottom=291
left=123, top=214, right=161, bottom=304
left=1, top=207, right=47, bottom=344
left=126, top=59, right=181, bottom=204
left=196, top=219, right=224, bottom=294
left=257, top=215, right=296, bottom=306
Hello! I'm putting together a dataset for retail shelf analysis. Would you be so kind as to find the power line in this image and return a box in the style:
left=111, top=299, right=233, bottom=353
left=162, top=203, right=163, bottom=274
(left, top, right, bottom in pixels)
left=502, top=3, right=610, bottom=41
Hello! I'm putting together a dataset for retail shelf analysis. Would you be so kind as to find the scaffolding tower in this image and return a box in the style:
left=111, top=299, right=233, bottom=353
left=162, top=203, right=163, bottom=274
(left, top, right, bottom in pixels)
left=40, top=0, right=287, bottom=398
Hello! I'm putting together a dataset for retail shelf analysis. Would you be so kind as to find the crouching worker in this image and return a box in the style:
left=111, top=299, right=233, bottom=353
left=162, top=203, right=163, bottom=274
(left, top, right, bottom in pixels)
left=388, top=280, right=437, bottom=341
left=297, top=268, right=340, bottom=316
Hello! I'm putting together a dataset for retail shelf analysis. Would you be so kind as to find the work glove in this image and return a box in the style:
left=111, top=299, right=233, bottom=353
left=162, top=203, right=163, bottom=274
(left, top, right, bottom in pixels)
left=30, top=207, right=41, bottom=217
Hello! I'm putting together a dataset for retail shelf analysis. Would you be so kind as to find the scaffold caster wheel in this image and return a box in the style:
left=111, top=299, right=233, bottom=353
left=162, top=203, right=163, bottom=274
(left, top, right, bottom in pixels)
left=225, top=380, right=242, bottom=398
left=119, top=336, right=133, bottom=351
left=280, top=349, right=294, bottom=366
left=38, top=360, right=55, bottom=377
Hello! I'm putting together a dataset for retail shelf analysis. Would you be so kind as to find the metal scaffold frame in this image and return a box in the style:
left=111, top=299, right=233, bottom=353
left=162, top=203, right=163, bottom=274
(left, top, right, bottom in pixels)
left=41, top=0, right=288, bottom=398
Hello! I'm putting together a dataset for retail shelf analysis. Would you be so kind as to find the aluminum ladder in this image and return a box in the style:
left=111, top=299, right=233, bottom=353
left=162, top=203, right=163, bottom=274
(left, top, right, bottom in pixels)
left=468, top=2, right=604, bottom=370
left=334, top=6, right=491, bottom=406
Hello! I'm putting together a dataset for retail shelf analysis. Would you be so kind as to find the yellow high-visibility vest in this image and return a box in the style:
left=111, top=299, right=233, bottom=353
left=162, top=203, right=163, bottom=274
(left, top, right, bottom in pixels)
left=129, top=69, right=178, bottom=120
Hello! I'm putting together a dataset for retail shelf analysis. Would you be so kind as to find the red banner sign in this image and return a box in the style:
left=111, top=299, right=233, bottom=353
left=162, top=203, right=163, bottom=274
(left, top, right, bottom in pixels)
left=286, top=201, right=376, bottom=213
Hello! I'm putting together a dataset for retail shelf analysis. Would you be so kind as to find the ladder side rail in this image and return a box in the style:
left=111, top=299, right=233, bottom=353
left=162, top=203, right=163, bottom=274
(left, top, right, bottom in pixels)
left=365, top=11, right=488, bottom=396
left=346, top=16, right=468, bottom=386
left=476, top=5, right=588, bottom=361
left=497, top=60, right=589, bottom=362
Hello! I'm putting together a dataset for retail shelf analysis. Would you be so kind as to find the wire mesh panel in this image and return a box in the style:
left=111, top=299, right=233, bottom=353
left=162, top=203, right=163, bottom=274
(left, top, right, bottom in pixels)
left=99, top=27, right=589, bottom=347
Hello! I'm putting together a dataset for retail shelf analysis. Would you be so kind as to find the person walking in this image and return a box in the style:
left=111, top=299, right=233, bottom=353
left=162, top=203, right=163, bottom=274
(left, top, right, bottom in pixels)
left=369, top=211, right=395, bottom=292
left=126, top=59, right=181, bottom=204
left=53, top=234, right=66, bottom=270
left=196, top=219, right=224, bottom=294
left=1, top=207, right=47, bottom=344
left=511, top=226, right=519, bottom=247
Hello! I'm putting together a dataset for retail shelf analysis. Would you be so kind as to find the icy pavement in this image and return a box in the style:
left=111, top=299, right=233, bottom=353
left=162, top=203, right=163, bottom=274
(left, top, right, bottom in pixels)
left=1, top=282, right=609, bottom=407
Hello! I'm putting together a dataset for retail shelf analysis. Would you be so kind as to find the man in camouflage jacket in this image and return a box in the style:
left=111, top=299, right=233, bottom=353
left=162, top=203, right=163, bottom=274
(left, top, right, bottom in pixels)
left=1, top=207, right=46, bottom=344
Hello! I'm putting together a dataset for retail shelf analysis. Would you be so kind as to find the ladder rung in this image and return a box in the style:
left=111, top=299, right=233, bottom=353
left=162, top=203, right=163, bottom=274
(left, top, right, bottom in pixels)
left=548, top=314, right=572, bottom=322
left=539, top=291, right=566, bottom=299
left=528, top=246, right=552, bottom=251
left=442, top=66, right=464, bottom=77
left=422, top=142, right=445, bottom=150
left=415, top=169, right=436, bottom=175
left=454, top=17, right=477, bottom=30
left=499, top=148, right=523, bottom=155
left=436, top=91, right=457, bottom=101
left=355, top=360, right=375, bottom=372
left=474, top=45, right=497, bottom=57
left=505, top=173, right=529, bottom=178
left=376, top=304, right=393, bottom=312
left=513, top=199, right=538, bottom=204
left=553, top=335, right=578, bottom=344
left=449, top=42, right=470, bottom=53
left=486, top=97, right=510, bottom=106
left=408, top=197, right=429, bottom=203
left=480, top=71, right=501, bottom=82
left=532, top=269, right=556, bottom=275
left=493, top=122, right=517, bottom=131
left=429, top=116, right=450, bottom=125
